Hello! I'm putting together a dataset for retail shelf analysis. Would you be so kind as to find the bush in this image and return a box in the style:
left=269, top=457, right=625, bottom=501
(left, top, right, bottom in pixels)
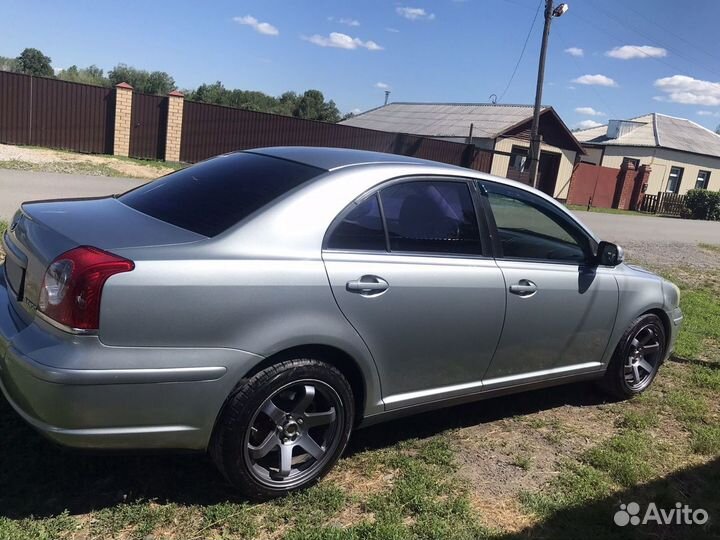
left=684, top=189, right=720, bottom=220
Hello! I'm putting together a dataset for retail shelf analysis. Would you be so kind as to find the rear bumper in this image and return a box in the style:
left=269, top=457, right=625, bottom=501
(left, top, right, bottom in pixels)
left=0, top=272, right=262, bottom=450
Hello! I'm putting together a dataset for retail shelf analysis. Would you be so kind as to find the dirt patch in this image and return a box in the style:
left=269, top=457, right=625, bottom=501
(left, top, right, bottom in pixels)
left=451, top=403, right=617, bottom=532
left=0, top=143, right=178, bottom=179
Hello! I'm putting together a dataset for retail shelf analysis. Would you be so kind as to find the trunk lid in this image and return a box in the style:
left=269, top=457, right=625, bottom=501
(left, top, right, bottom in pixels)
left=2, top=197, right=204, bottom=320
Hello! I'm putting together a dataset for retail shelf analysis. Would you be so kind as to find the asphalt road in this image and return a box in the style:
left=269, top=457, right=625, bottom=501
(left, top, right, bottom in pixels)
left=0, top=169, right=718, bottom=246
left=0, top=169, right=145, bottom=221
left=574, top=210, right=720, bottom=245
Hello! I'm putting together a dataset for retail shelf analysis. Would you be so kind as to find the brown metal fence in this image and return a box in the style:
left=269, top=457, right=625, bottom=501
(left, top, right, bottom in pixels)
left=639, top=192, right=687, bottom=216
left=180, top=101, right=490, bottom=170
left=130, top=92, right=167, bottom=160
left=0, top=71, right=494, bottom=171
left=0, top=71, right=114, bottom=153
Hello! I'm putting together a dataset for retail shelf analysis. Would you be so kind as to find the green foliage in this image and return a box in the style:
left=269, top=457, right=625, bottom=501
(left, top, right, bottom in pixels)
left=108, top=63, right=176, bottom=95
left=0, top=55, right=17, bottom=72
left=56, top=64, right=108, bottom=86
left=186, top=82, right=342, bottom=122
left=15, top=47, right=53, bottom=77
left=684, top=189, right=720, bottom=220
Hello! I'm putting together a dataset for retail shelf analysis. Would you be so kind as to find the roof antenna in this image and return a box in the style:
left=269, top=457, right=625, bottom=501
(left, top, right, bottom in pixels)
left=489, top=94, right=498, bottom=104
left=384, top=90, right=391, bottom=106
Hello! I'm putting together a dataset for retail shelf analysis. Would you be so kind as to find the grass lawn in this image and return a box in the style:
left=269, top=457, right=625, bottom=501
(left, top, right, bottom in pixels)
left=0, top=247, right=718, bottom=537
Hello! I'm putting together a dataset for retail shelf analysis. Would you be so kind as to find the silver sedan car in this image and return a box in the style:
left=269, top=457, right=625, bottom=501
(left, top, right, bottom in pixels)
left=0, top=147, right=682, bottom=498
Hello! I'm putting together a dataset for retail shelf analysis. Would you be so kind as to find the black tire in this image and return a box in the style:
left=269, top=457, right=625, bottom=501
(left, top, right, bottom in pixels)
left=599, top=313, right=666, bottom=400
left=210, top=358, right=354, bottom=500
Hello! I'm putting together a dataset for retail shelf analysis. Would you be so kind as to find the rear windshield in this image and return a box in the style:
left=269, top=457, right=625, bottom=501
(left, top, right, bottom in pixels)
left=119, top=152, right=324, bottom=237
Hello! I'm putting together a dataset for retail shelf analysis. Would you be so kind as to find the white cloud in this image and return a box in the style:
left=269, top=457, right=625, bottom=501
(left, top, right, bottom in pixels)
left=396, top=7, right=436, bottom=20
left=605, top=45, right=667, bottom=60
left=385, top=27, right=400, bottom=33
left=697, top=110, right=720, bottom=117
left=571, top=74, right=617, bottom=87
left=329, top=16, right=360, bottom=26
left=304, top=32, right=383, bottom=51
left=654, top=75, right=720, bottom=105
left=575, top=106, right=605, bottom=116
left=575, top=120, right=604, bottom=129
left=375, top=82, right=390, bottom=90
left=564, top=47, right=584, bottom=57
left=233, top=15, right=279, bottom=36
left=350, top=108, right=362, bottom=115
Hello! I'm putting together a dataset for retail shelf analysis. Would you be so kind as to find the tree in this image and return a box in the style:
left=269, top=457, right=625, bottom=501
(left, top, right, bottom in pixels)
left=715, top=124, right=720, bottom=135
left=108, top=63, right=175, bottom=95
left=56, top=64, right=108, bottom=86
left=293, top=90, right=341, bottom=122
left=15, top=48, right=53, bottom=77
left=0, top=55, right=17, bottom=72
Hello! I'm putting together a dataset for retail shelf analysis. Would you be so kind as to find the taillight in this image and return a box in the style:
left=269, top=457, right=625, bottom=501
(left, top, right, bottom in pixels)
left=38, top=246, right=134, bottom=331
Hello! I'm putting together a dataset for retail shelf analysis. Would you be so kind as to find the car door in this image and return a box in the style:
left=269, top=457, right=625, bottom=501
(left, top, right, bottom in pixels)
left=479, top=181, right=619, bottom=386
left=322, top=178, right=506, bottom=410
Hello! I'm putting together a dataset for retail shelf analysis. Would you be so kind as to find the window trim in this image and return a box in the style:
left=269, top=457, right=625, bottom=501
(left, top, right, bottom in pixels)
left=322, top=175, right=493, bottom=259
left=478, top=180, right=598, bottom=266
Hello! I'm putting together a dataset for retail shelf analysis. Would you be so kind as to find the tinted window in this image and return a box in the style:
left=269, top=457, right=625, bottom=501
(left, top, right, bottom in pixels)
left=380, top=181, right=482, bottom=255
left=119, top=152, right=323, bottom=237
left=326, top=194, right=386, bottom=251
left=484, top=183, right=588, bottom=263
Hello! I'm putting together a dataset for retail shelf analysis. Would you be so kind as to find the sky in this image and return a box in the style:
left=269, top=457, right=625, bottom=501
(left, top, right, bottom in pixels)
left=2, top=0, right=720, bottom=131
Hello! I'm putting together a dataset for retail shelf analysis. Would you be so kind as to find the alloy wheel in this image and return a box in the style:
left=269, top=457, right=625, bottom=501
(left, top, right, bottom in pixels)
left=624, top=323, right=663, bottom=391
left=243, top=379, right=343, bottom=489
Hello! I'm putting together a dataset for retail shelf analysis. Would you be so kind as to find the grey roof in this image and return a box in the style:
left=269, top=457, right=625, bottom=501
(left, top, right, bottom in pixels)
left=249, top=146, right=449, bottom=171
left=340, top=102, right=546, bottom=138
left=575, top=113, right=720, bottom=158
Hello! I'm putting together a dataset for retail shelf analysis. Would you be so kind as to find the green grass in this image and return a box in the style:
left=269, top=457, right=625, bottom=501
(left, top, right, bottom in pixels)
left=699, top=243, right=720, bottom=254
left=615, top=409, right=658, bottom=430
left=584, top=431, right=656, bottom=487
left=672, top=288, right=720, bottom=360
left=691, top=425, right=720, bottom=455
left=0, top=159, right=135, bottom=178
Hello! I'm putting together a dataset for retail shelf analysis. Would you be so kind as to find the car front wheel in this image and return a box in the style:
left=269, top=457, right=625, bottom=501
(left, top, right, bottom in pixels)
left=600, top=313, right=666, bottom=399
left=210, top=358, right=354, bottom=499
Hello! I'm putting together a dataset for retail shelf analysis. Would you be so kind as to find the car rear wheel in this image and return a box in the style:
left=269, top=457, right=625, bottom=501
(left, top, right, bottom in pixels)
left=210, top=359, right=354, bottom=499
left=599, top=313, right=666, bottom=399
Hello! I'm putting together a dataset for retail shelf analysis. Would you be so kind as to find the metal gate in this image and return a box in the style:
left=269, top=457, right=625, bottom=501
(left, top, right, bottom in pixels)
left=129, top=93, right=167, bottom=159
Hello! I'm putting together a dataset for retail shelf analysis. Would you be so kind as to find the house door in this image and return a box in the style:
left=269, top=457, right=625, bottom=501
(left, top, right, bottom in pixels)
left=537, top=151, right=560, bottom=197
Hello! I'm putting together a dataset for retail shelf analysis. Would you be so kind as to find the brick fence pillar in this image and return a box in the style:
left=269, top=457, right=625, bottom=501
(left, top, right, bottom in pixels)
left=165, top=90, right=184, bottom=162
left=113, top=82, right=133, bottom=157
left=615, top=160, right=637, bottom=210
left=632, top=165, right=652, bottom=210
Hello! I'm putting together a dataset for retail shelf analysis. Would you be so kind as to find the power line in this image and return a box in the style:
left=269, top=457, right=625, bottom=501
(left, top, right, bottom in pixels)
left=498, top=0, right=543, bottom=102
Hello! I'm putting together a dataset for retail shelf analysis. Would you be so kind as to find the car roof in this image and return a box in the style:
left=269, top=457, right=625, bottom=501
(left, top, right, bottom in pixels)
left=247, top=146, right=458, bottom=171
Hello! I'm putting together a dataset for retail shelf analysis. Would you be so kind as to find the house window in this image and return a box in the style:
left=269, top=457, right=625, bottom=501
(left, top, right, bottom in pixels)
left=695, top=170, right=711, bottom=190
left=506, top=145, right=530, bottom=184
left=623, top=157, right=640, bottom=170
left=666, top=167, right=684, bottom=193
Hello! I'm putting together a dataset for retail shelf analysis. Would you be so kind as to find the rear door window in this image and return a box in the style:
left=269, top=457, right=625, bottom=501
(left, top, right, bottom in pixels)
left=119, top=152, right=323, bottom=237
left=380, top=181, right=483, bottom=255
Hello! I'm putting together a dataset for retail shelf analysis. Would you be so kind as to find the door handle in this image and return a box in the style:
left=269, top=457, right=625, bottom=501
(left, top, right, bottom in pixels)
left=509, top=279, right=537, bottom=296
left=347, top=276, right=389, bottom=294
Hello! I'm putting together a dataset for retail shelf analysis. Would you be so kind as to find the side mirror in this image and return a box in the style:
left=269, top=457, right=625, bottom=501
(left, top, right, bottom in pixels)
left=597, top=241, right=624, bottom=266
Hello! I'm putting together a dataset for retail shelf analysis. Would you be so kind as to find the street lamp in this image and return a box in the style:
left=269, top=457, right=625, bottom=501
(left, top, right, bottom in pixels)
left=527, top=0, right=568, bottom=189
